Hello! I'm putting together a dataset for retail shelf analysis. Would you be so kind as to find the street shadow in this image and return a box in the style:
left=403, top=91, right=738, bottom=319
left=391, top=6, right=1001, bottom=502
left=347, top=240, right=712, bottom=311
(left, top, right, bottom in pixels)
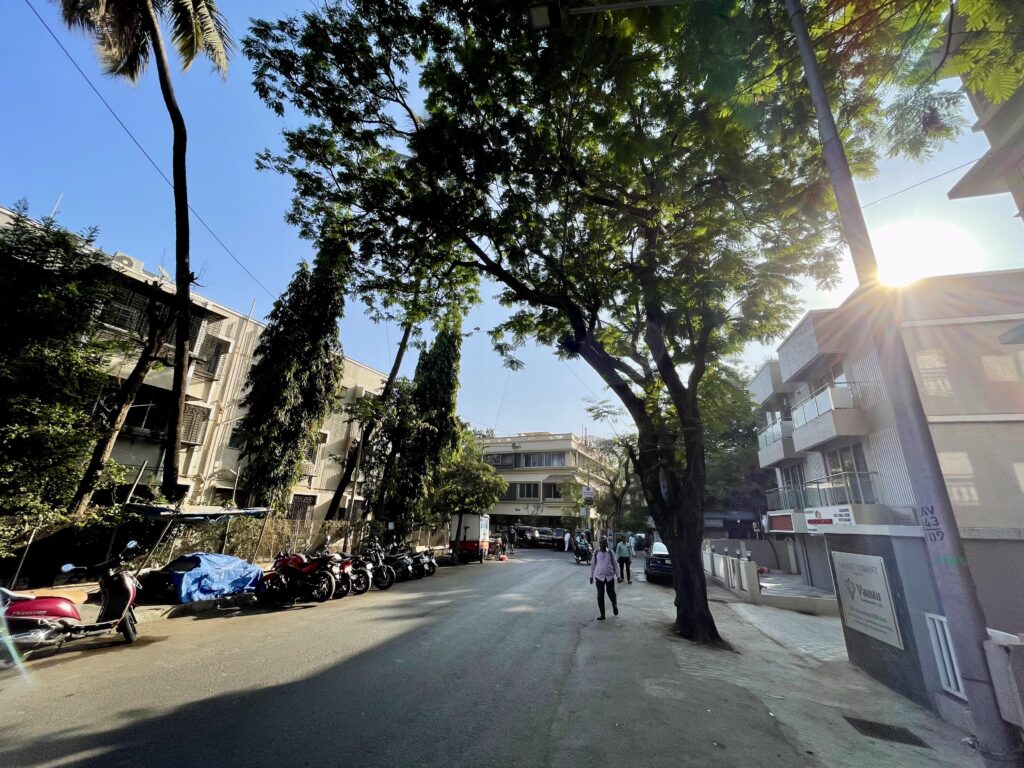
left=0, top=563, right=570, bottom=768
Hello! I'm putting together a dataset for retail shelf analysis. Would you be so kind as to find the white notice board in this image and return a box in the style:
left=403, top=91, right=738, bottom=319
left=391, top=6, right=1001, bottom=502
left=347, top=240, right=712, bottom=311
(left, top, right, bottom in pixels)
left=832, top=551, right=903, bottom=650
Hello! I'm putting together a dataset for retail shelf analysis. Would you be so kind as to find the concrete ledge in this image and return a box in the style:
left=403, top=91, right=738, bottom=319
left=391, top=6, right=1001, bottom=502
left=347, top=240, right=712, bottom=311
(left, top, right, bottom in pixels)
left=758, top=592, right=839, bottom=617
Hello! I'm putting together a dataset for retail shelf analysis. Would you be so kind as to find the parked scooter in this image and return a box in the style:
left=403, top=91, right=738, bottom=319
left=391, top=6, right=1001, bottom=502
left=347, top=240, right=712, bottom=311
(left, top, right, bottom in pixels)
left=1, top=541, right=142, bottom=657
left=257, top=550, right=336, bottom=606
left=412, top=548, right=438, bottom=577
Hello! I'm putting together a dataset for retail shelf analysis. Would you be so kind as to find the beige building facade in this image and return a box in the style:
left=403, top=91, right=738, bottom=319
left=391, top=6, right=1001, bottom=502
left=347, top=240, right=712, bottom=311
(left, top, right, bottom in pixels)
left=480, top=433, right=613, bottom=529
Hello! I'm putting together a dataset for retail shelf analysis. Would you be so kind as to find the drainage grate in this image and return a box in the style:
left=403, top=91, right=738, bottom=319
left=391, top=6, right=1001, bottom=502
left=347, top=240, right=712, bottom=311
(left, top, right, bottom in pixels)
left=843, top=717, right=930, bottom=749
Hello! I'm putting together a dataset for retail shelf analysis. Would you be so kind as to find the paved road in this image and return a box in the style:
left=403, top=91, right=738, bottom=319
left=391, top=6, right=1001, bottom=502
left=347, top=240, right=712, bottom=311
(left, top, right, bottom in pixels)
left=0, top=548, right=660, bottom=768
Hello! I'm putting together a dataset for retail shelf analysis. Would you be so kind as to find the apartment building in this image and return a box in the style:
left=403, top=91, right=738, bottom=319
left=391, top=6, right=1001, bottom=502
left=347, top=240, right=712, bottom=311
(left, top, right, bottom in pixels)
left=750, top=269, right=1024, bottom=724
left=480, top=433, right=613, bottom=530
left=0, top=206, right=387, bottom=528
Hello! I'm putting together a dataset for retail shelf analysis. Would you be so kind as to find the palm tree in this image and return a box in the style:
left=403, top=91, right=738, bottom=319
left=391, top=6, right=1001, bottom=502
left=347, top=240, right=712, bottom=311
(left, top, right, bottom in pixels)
left=60, top=1, right=232, bottom=501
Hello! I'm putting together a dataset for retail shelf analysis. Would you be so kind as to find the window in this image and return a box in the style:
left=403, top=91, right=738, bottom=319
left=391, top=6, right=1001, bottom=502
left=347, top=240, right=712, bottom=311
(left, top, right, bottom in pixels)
left=825, top=444, right=868, bottom=476
left=523, top=452, right=566, bottom=467
left=181, top=404, right=211, bottom=446
left=484, top=453, right=515, bottom=468
left=227, top=424, right=245, bottom=450
left=304, top=432, right=328, bottom=464
left=543, top=483, right=563, bottom=500
left=288, top=494, right=317, bottom=522
left=499, top=484, right=517, bottom=501
left=121, top=387, right=172, bottom=438
left=518, top=483, right=539, bottom=499
left=195, top=336, right=230, bottom=379
left=812, top=361, right=847, bottom=392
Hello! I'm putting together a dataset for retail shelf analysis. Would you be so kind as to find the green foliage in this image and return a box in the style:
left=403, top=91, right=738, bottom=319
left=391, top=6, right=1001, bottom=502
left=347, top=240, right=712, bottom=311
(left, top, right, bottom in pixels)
left=428, top=427, right=508, bottom=521
left=60, top=0, right=233, bottom=82
left=364, top=314, right=464, bottom=537
left=239, top=239, right=349, bottom=509
left=0, top=205, right=113, bottom=556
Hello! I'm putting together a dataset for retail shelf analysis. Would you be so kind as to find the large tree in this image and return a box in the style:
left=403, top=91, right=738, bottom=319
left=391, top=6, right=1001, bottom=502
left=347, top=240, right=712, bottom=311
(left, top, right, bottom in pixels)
left=245, top=1, right=995, bottom=640
left=60, top=0, right=232, bottom=501
left=238, top=238, right=349, bottom=510
left=0, top=206, right=111, bottom=556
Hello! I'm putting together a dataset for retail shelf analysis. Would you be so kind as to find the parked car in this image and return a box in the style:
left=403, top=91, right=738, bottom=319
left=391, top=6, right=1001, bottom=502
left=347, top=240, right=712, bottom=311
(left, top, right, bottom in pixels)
left=644, top=542, right=672, bottom=584
left=516, top=526, right=540, bottom=547
left=535, top=528, right=555, bottom=547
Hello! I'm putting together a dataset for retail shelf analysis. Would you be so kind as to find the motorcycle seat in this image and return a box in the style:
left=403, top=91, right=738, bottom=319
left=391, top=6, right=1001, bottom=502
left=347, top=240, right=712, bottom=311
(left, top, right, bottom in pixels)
left=0, top=587, right=37, bottom=602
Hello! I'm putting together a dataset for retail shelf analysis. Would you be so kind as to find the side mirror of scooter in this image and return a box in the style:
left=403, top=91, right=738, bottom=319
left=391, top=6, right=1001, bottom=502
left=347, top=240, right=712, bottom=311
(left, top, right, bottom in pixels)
left=61, top=563, right=76, bottom=573
left=126, top=540, right=139, bottom=550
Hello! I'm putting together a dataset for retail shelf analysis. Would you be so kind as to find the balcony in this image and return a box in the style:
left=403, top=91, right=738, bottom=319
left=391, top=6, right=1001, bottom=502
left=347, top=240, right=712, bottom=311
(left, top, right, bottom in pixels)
left=803, top=471, right=878, bottom=507
left=790, top=383, right=867, bottom=452
left=756, top=418, right=801, bottom=468
left=777, top=310, right=848, bottom=383
left=748, top=361, right=797, bottom=407
left=766, top=485, right=805, bottom=513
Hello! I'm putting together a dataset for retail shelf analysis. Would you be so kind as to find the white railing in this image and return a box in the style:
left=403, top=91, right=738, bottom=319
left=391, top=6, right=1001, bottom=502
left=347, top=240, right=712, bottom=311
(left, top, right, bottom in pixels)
left=757, top=418, right=793, bottom=450
left=791, top=383, right=857, bottom=428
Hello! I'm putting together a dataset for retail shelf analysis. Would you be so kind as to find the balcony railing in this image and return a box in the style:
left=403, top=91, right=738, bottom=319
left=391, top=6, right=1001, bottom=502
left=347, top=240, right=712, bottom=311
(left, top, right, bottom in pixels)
left=757, top=418, right=793, bottom=450
left=803, top=471, right=879, bottom=507
left=791, top=383, right=857, bottom=428
left=766, top=485, right=805, bottom=512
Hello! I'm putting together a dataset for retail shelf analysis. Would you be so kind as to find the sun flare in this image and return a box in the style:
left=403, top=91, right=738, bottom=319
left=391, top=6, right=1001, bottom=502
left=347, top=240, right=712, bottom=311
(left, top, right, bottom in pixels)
left=870, top=218, right=985, bottom=286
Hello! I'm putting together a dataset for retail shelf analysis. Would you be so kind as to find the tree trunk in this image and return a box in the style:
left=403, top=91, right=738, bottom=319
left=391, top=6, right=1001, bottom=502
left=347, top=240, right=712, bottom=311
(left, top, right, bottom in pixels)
left=69, top=301, right=171, bottom=518
left=326, top=320, right=414, bottom=519
left=144, top=4, right=192, bottom=503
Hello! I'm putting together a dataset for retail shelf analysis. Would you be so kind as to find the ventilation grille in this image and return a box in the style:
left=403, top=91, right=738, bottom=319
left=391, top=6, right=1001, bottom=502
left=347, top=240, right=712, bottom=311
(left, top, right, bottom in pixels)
left=843, top=717, right=930, bottom=749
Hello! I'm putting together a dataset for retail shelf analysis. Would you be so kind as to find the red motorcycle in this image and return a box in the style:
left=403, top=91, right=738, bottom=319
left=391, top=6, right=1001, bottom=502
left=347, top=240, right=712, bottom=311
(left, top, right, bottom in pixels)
left=256, top=550, right=336, bottom=607
left=1, top=541, right=142, bottom=658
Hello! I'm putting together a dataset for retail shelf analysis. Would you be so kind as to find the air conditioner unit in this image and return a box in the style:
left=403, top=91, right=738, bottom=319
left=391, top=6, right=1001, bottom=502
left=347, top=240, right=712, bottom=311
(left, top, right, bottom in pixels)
left=111, top=252, right=142, bottom=273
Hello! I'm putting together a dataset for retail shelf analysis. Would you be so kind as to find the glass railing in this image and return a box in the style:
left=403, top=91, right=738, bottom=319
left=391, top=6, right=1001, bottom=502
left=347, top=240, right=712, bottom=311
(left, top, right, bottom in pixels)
left=757, top=418, right=792, bottom=450
left=766, top=485, right=805, bottom=512
left=791, top=383, right=857, bottom=428
left=803, top=471, right=878, bottom=507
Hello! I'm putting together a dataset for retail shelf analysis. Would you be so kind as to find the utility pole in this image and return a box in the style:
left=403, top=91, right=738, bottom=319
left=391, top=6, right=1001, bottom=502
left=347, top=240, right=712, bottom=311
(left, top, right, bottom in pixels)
left=784, top=0, right=1020, bottom=762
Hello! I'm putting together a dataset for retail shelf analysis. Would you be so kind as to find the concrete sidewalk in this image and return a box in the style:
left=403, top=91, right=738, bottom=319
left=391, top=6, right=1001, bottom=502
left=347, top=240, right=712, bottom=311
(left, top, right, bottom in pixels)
left=552, top=579, right=984, bottom=768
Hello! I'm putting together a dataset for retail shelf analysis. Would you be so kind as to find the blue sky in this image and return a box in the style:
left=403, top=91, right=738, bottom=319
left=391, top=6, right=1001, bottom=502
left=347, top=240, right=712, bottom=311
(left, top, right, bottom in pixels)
left=4, top=1, right=1023, bottom=438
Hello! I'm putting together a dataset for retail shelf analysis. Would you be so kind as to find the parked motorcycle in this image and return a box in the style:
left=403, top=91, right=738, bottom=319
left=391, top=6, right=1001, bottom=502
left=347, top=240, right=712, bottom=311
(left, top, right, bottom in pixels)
left=257, top=551, right=336, bottom=606
left=1, top=541, right=142, bottom=657
left=381, top=544, right=416, bottom=581
left=413, top=548, right=438, bottom=577
left=359, top=542, right=397, bottom=590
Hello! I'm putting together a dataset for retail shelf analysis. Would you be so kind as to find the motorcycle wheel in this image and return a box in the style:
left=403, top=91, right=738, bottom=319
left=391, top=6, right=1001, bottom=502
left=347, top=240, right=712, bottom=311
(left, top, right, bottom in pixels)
left=411, top=565, right=425, bottom=579
left=373, top=565, right=396, bottom=591
left=333, top=573, right=352, bottom=599
left=424, top=562, right=437, bottom=577
left=119, top=613, right=138, bottom=643
left=351, top=569, right=371, bottom=595
left=310, top=572, right=336, bottom=603
left=257, top=576, right=287, bottom=608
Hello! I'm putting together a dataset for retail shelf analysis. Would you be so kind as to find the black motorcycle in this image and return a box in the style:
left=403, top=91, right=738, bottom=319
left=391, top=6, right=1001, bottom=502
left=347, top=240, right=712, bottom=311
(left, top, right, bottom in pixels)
left=413, top=548, right=438, bottom=577
left=359, top=543, right=397, bottom=590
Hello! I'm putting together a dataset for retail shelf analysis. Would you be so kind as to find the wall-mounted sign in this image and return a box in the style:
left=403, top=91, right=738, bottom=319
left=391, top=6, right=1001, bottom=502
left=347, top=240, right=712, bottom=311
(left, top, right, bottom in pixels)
left=804, top=506, right=855, bottom=534
left=832, top=551, right=903, bottom=650
left=582, top=485, right=594, bottom=504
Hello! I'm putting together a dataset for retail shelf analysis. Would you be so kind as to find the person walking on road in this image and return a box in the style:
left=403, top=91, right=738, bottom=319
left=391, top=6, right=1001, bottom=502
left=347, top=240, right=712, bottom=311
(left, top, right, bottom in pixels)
left=590, top=536, right=618, bottom=620
left=564, top=530, right=572, bottom=553
left=507, top=526, right=517, bottom=556
left=615, top=535, right=633, bottom=584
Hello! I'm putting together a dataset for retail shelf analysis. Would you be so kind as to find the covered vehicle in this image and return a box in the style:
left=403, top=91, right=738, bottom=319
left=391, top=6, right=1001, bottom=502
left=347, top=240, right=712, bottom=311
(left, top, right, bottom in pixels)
left=142, top=553, right=262, bottom=604
left=644, top=542, right=672, bottom=584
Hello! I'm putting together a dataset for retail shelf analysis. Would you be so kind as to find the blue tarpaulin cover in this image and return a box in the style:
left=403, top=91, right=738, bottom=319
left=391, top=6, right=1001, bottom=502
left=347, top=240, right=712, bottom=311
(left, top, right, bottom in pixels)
left=170, top=553, right=263, bottom=604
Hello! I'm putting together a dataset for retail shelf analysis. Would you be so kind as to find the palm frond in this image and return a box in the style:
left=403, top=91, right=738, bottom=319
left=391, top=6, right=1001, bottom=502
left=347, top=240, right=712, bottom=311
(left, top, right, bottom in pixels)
left=162, top=0, right=233, bottom=76
left=60, top=0, right=152, bottom=82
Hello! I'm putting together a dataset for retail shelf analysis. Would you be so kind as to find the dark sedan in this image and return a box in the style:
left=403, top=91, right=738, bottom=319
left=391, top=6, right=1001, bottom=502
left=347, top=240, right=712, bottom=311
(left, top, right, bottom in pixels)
left=644, top=542, right=672, bottom=583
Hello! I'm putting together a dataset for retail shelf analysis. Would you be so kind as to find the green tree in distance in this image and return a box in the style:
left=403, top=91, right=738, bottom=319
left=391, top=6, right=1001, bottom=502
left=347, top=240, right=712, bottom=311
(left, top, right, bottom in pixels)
left=238, top=238, right=349, bottom=510
left=59, top=0, right=232, bottom=501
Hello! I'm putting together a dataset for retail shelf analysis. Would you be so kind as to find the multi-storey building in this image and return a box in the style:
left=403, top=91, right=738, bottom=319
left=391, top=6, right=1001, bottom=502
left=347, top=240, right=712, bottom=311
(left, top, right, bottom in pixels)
left=1, top=207, right=387, bottom=528
left=480, top=433, right=614, bottom=530
left=750, top=269, right=1024, bottom=727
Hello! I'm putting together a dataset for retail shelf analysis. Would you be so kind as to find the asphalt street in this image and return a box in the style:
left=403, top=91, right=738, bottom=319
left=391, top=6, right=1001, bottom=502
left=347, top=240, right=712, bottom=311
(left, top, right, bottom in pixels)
left=3, top=548, right=964, bottom=768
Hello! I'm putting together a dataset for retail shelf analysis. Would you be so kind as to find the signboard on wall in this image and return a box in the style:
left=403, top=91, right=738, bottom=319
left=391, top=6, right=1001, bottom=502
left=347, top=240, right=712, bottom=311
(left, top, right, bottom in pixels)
left=804, top=506, right=855, bottom=534
left=582, top=485, right=594, bottom=504
left=832, top=551, right=903, bottom=649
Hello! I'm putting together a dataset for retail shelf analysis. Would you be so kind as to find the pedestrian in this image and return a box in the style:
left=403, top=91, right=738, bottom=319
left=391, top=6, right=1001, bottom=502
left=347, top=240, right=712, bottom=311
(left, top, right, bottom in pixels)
left=507, top=525, right=517, bottom=556
left=615, top=534, right=632, bottom=584
left=564, top=529, right=572, bottom=553
left=627, top=533, right=635, bottom=553
left=589, top=536, right=619, bottom=620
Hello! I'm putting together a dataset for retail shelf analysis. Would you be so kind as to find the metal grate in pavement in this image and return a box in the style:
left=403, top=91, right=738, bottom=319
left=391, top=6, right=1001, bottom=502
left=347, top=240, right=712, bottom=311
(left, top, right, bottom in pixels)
left=842, top=716, right=930, bottom=748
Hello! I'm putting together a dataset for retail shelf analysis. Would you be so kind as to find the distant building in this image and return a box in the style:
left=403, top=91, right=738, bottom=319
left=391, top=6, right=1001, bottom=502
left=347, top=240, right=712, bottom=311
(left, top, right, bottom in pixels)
left=750, top=269, right=1024, bottom=727
left=479, top=432, right=614, bottom=530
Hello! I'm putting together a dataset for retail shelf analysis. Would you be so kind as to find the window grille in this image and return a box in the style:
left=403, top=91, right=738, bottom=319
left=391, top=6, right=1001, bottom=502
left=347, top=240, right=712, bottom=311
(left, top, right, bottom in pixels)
left=195, top=336, right=230, bottom=379
left=181, top=404, right=211, bottom=446
left=925, top=613, right=966, bottom=699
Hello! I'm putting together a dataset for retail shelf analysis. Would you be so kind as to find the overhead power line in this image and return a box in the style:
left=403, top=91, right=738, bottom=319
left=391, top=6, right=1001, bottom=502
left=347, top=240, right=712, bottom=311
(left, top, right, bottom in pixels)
left=23, top=0, right=279, bottom=303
